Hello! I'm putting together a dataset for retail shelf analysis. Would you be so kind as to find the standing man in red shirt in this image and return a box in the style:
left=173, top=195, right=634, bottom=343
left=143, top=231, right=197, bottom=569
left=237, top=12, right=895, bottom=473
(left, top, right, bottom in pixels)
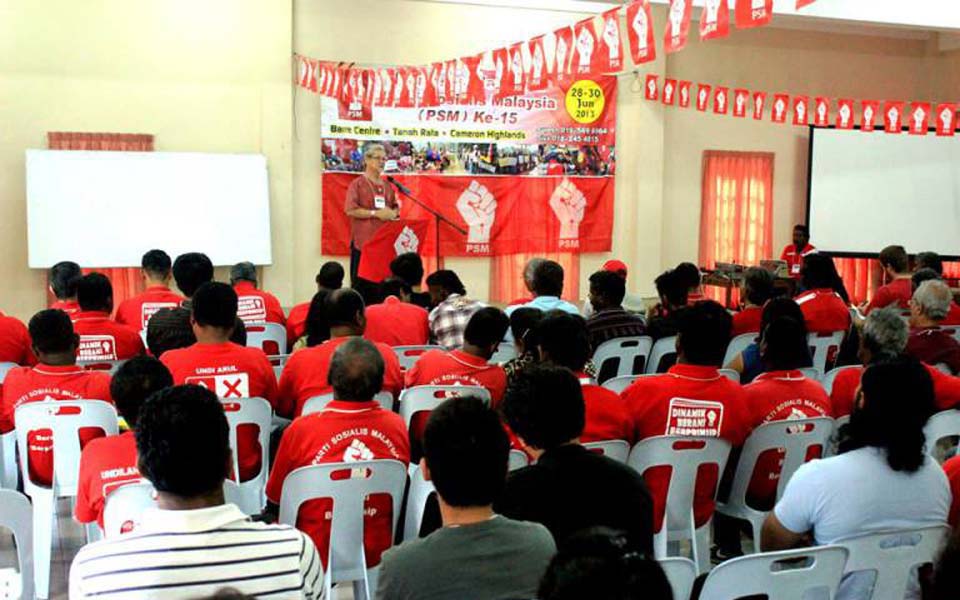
left=115, top=250, right=183, bottom=332
left=264, top=337, right=409, bottom=570
left=49, top=261, right=82, bottom=316
left=864, top=245, right=912, bottom=314
left=344, top=143, right=399, bottom=286
left=160, top=282, right=277, bottom=481
left=286, top=261, right=344, bottom=347
left=365, top=278, right=430, bottom=347
left=73, top=273, right=145, bottom=361
left=230, top=262, right=285, bottom=326
left=780, top=224, right=816, bottom=279
left=794, top=254, right=851, bottom=335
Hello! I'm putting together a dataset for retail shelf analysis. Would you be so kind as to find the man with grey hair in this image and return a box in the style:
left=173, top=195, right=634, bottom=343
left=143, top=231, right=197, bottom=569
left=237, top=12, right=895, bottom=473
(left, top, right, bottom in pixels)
left=264, top=336, right=410, bottom=567
left=907, top=279, right=960, bottom=373
left=345, top=142, right=399, bottom=285
left=230, top=261, right=285, bottom=327
left=507, top=258, right=546, bottom=306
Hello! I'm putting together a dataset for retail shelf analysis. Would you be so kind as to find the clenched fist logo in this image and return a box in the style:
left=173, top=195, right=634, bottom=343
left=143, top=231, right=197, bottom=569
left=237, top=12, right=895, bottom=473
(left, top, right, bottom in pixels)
left=575, top=28, right=594, bottom=69
left=550, top=178, right=587, bottom=240
left=457, top=181, right=497, bottom=244
left=394, top=226, right=420, bottom=255
left=603, top=17, right=620, bottom=60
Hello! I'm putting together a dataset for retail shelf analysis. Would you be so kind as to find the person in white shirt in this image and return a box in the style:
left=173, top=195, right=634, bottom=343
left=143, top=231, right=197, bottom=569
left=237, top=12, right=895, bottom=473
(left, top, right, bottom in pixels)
left=761, top=356, right=950, bottom=600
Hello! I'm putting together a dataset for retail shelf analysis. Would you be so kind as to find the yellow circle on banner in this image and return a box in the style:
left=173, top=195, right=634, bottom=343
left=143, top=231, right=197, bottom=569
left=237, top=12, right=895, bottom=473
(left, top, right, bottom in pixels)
left=565, top=80, right=605, bottom=124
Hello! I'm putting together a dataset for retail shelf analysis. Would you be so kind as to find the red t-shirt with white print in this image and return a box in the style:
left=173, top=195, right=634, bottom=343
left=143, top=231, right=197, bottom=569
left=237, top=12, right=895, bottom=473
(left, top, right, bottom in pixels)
left=266, top=400, right=410, bottom=569
left=794, top=289, right=851, bottom=335
left=233, top=281, right=286, bottom=326
left=72, top=311, right=145, bottom=361
left=404, top=349, right=507, bottom=405
left=577, top=373, right=633, bottom=444
left=75, top=431, right=140, bottom=528
left=114, top=285, right=183, bottom=331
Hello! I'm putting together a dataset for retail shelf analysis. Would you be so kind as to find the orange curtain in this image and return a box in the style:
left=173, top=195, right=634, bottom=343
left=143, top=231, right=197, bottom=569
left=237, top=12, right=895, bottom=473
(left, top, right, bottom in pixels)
left=47, top=132, right=155, bottom=313
left=834, top=258, right=880, bottom=305
left=699, top=151, right=774, bottom=306
left=489, top=253, right=580, bottom=305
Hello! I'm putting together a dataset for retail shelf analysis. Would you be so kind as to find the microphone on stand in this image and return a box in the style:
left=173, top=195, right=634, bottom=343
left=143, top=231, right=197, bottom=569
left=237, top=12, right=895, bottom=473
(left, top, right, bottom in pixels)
left=386, top=175, right=413, bottom=196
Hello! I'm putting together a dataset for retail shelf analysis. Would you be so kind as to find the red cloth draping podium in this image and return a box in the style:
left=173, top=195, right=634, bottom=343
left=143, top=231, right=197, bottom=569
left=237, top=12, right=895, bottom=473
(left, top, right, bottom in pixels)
left=357, top=219, right=430, bottom=282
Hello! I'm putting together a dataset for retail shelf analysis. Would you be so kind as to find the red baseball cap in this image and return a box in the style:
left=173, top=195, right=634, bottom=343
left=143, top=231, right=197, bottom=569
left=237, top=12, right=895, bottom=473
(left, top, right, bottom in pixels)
left=603, top=260, right=628, bottom=278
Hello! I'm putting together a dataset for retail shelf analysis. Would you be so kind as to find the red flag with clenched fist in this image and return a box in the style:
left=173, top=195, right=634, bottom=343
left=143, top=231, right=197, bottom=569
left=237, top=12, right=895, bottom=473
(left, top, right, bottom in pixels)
left=505, top=43, right=526, bottom=97
left=663, top=79, right=677, bottom=105
left=752, top=91, right=767, bottom=120
left=678, top=81, right=692, bottom=108
left=836, top=99, right=855, bottom=129
left=771, top=94, right=789, bottom=123
left=626, top=1, right=657, bottom=65
left=599, top=8, right=625, bottom=72
left=936, top=104, right=957, bottom=137
left=553, top=27, right=574, bottom=84
left=883, top=101, right=905, bottom=133
left=908, top=102, right=931, bottom=135
left=736, top=0, right=773, bottom=29
left=664, top=0, right=693, bottom=54
left=527, top=36, right=549, bottom=91
left=733, top=89, right=749, bottom=117
left=714, top=87, right=729, bottom=114
left=813, top=97, right=830, bottom=127
left=571, top=18, right=602, bottom=75
left=644, top=74, right=659, bottom=101
left=792, top=96, right=809, bottom=126
left=697, top=84, right=712, bottom=112
left=861, top=101, right=880, bottom=132
left=700, top=0, right=731, bottom=40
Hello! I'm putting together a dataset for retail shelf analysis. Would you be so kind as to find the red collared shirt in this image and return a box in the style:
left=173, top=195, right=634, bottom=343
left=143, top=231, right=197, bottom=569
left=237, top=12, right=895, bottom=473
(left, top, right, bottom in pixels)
left=114, top=285, right=183, bottom=331
left=72, top=311, right=145, bottom=361
left=51, top=299, right=80, bottom=317
left=622, top=363, right=751, bottom=529
left=277, top=336, right=403, bottom=418
left=0, top=312, right=35, bottom=366
left=286, top=301, right=311, bottom=347
left=794, top=288, right=851, bottom=335
left=403, top=349, right=506, bottom=405
left=0, top=364, right=113, bottom=485
left=866, top=277, right=912, bottom=314
left=731, top=306, right=763, bottom=337
left=75, top=431, right=139, bottom=528
left=831, top=363, right=960, bottom=418
left=232, top=281, right=286, bottom=326
left=344, top=176, right=399, bottom=249
left=781, top=243, right=816, bottom=278
left=577, top=372, right=633, bottom=444
left=266, top=399, right=409, bottom=569
left=907, top=327, right=960, bottom=374
left=365, top=296, right=429, bottom=347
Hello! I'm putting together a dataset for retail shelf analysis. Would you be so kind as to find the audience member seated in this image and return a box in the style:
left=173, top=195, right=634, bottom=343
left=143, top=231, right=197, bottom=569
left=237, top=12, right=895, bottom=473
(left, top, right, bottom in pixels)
left=913, top=266, right=960, bottom=326
left=502, top=307, right=543, bottom=383
left=264, top=338, right=409, bottom=571
left=944, top=455, right=960, bottom=528
left=0, top=307, right=35, bottom=366
left=278, top=289, right=402, bottom=418
left=292, top=290, right=331, bottom=351
left=762, top=357, right=949, bottom=600
left=376, top=397, right=555, bottom=600
left=426, top=269, right=485, bottom=349
left=538, top=313, right=632, bottom=443
left=390, top=252, right=432, bottom=309
left=863, top=244, right=912, bottom=314
left=645, top=269, right=688, bottom=341
left=506, top=260, right=580, bottom=317
left=581, top=260, right=645, bottom=318
left=147, top=252, right=245, bottom=357
left=622, top=301, right=750, bottom=531
left=115, top=249, right=183, bottom=331
left=932, top=529, right=960, bottom=600
left=75, top=356, right=173, bottom=529
left=496, top=364, right=652, bottom=551
left=916, top=251, right=944, bottom=276
left=537, top=528, right=672, bottom=600
left=70, top=385, right=323, bottom=599
left=230, top=261, right=285, bottom=326
left=795, top=253, right=852, bottom=335
left=907, top=279, right=960, bottom=373
left=0, top=310, right=112, bottom=487
left=160, top=282, right=277, bottom=481
left=585, top=270, right=646, bottom=352
left=365, top=277, right=430, bottom=346
left=506, top=257, right=545, bottom=306
left=780, top=224, right=816, bottom=278
left=73, top=272, right=145, bottom=361
left=732, top=267, right=774, bottom=336
left=676, top=261, right=704, bottom=304
left=286, top=261, right=344, bottom=347
left=49, top=260, right=82, bottom=316
left=726, top=297, right=812, bottom=383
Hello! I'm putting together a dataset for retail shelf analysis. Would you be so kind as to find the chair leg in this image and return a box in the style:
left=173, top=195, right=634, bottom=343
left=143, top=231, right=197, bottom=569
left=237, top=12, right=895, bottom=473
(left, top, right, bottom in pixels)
left=32, top=493, right=54, bottom=599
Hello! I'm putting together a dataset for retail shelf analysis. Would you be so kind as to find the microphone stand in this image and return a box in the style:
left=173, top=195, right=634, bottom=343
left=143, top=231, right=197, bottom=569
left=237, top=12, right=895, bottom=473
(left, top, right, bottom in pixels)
left=386, top=176, right=467, bottom=269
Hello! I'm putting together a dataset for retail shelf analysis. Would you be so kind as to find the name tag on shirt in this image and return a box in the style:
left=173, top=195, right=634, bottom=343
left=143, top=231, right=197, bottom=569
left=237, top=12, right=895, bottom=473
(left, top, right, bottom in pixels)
left=791, top=263, right=801, bottom=275
left=373, top=194, right=386, bottom=209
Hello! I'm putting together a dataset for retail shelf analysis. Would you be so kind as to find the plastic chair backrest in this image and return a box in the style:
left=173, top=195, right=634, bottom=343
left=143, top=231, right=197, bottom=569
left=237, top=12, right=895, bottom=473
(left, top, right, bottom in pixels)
left=399, top=386, right=491, bottom=430
left=14, top=400, right=118, bottom=497
left=808, top=331, right=845, bottom=374
left=583, top=440, right=630, bottom=463
left=78, top=359, right=126, bottom=375
left=839, top=526, right=949, bottom=600
left=245, top=322, right=287, bottom=356
left=278, top=460, right=407, bottom=592
left=718, top=369, right=740, bottom=383
left=392, top=345, right=444, bottom=370
left=645, top=336, right=678, bottom=374
left=924, top=409, right=960, bottom=461
left=659, top=557, right=696, bottom=600
left=402, top=464, right=435, bottom=541
left=722, top=333, right=757, bottom=368
left=0, top=362, right=19, bottom=384
left=601, top=374, right=644, bottom=394
left=220, top=397, right=272, bottom=484
left=699, top=546, right=849, bottom=600
left=0, top=489, right=33, bottom=600
left=490, top=343, right=516, bottom=364
left=102, top=480, right=243, bottom=538
left=508, top=449, right=529, bottom=471
left=799, top=366, right=823, bottom=381
left=627, top=436, right=731, bottom=534
left=592, top=336, right=653, bottom=383
left=303, top=391, right=394, bottom=416
left=821, top=365, right=860, bottom=396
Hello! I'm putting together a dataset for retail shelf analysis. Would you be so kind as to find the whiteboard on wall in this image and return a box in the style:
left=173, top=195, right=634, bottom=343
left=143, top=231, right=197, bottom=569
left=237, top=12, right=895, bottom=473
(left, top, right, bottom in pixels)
left=808, top=128, right=960, bottom=257
left=26, top=150, right=272, bottom=268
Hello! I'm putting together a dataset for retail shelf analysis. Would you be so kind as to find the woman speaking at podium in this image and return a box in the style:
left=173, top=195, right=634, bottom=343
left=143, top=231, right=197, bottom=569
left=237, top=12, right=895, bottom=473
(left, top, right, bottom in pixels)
left=344, top=143, right=399, bottom=285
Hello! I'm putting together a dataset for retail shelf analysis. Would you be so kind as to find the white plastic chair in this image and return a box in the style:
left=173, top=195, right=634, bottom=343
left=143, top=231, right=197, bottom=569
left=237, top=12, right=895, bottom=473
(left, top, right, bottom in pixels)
left=103, top=480, right=243, bottom=538
left=821, top=365, right=860, bottom=396
left=601, top=374, right=644, bottom=394
left=583, top=440, right=630, bottom=463
left=716, top=417, right=835, bottom=549
left=839, top=526, right=949, bottom=600
left=392, top=345, right=444, bottom=370
left=490, top=342, right=516, bottom=364
left=246, top=322, right=287, bottom=355
left=658, top=557, right=696, bottom=600
left=279, top=459, right=407, bottom=600
left=808, top=331, right=845, bottom=374
left=0, top=362, right=18, bottom=384
left=14, top=400, right=118, bottom=599
left=645, top=336, right=678, bottom=374
left=0, top=489, right=33, bottom=600
left=718, top=368, right=740, bottom=383
left=0, top=431, right=17, bottom=489
left=221, top=397, right=272, bottom=515
left=402, top=464, right=435, bottom=541
left=508, top=449, right=529, bottom=471
left=722, top=333, right=757, bottom=368
left=399, top=386, right=491, bottom=431
left=799, top=366, right=822, bottom=381
left=627, top=436, right=731, bottom=573
left=699, top=546, right=849, bottom=600
left=924, top=409, right=960, bottom=462
left=302, top=391, right=394, bottom=415
left=592, top=336, right=653, bottom=383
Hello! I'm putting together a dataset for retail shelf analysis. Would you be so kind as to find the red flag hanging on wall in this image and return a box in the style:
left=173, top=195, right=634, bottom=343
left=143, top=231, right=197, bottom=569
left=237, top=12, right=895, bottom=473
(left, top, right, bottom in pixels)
left=733, top=89, right=749, bottom=117
left=771, top=94, right=789, bottom=123
left=663, top=79, right=677, bottom=105
left=813, top=97, right=830, bottom=126
left=626, top=0, right=657, bottom=65
left=644, top=74, right=659, bottom=100
left=908, top=102, right=931, bottom=135
left=792, top=96, right=809, bottom=125
left=752, top=91, right=767, bottom=120
left=936, top=103, right=957, bottom=136
left=505, top=43, right=526, bottom=96
left=700, top=0, right=731, bottom=40
left=599, top=8, right=624, bottom=72
left=572, top=18, right=602, bottom=75
left=554, top=27, right=574, bottom=84
left=697, top=84, right=712, bottom=111
left=484, top=48, right=508, bottom=101
left=714, top=87, right=729, bottom=114
left=861, top=101, right=879, bottom=131
left=797, top=0, right=818, bottom=8
left=883, top=101, right=905, bottom=133
left=836, top=99, right=855, bottom=129
left=664, top=0, right=693, bottom=54
left=736, top=0, right=773, bottom=29
left=678, top=81, right=692, bottom=107
left=527, top=36, right=549, bottom=91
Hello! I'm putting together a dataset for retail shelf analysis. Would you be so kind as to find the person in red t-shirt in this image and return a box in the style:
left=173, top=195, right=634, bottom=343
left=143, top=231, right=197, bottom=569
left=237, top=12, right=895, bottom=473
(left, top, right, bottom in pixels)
left=0, top=311, right=35, bottom=366
left=944, top=455, right=960, bottom=527
left=795, top=254, right=852, bottom=335
left=277, top=289, right=402, bottom=418
left=0, top=310, right=113, bottom=487
left=536, top=311, right=632, bottom=444
left=49, top=260, right=82, bottom=317
left=265, top=337, right=409, bottom=569
left=287, top=261, right=344, bottom=347
left=75, top=356, right=172, bottom=529
left=864, top=245, right=912, bottom=315
left=365, top=278, right=430, bottom=347
left=160, top=282, right=277, bottom=481
left=115, top=250, right=183, bottom=332
left=344, top=143, right=399, bottom=286
left=622, top=301, right=751, bottom=534
left=73, top=273, right=145, bottom=362
left=732, top=268, right=774, bottom=338
left=230, top=262, right=285, bottom=326
left=780, top=224, right=816, bottom=279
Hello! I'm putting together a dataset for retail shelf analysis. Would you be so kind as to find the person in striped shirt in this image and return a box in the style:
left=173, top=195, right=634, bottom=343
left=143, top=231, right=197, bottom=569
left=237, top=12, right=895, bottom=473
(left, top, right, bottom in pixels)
left=70, top=384, right=323, bottom=599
